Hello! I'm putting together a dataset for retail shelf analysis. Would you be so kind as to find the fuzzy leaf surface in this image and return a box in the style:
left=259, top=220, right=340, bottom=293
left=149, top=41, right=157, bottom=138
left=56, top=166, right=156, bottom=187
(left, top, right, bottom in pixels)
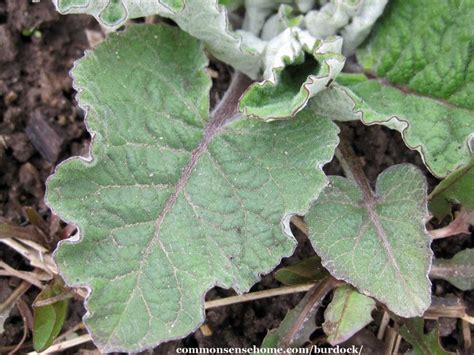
left=429, top=159, right=474, bottom=219
left=54, top=0, right=264, bottom=78
left=312, top=73, right=474, bottom=178
left=432, top=249, right=474, bottom=291
left=312, top=0, right=474, bottom=178
left=356, top=0, right=474, bottom=177
left=305, top=164, right=432, bottom=317
left=323, top=285, right=375, bottom=345
left=46, top=24, right=339, bottom=352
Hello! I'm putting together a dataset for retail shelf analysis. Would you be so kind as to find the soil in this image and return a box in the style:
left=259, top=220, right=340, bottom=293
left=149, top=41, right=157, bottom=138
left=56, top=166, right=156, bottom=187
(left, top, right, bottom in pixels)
left=0, top=1, right=472, bottom=354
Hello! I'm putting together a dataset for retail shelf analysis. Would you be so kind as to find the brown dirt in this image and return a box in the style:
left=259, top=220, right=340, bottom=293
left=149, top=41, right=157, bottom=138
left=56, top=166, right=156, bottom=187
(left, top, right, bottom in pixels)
left=0, top=1, right=472, bottom=354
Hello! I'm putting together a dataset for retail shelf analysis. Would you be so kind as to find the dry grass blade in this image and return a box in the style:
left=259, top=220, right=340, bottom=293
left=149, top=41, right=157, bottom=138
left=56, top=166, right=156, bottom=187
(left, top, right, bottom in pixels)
left=0, top=261, right=48, bottom=289
left=0, top=280, right=31, bottom=314
left=0, top=221, right=46, bottom=244
left=8, top=298, right=30, bottom=355
left=204, top=283, right=315, bottom=309
left=27, top=334, right=93, bottom=354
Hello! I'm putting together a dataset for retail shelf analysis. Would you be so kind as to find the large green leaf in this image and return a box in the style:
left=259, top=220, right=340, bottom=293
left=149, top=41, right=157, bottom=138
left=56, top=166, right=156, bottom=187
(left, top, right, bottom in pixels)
left=356, top=0, right=474, bottom=177
left=334, top=74, right=474, bottom=178
left=305, top=164, right=432, bottom=317
left=311, top=0, right=474, bottom=178
left=46, top=24, right=339, bottom=352
left=323, top=285, right=375, bottom=345
left=429, top=159, right=474, bottom=219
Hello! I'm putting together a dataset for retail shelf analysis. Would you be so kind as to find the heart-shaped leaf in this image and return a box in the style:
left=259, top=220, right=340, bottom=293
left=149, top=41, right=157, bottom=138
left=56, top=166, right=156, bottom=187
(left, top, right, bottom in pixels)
left=305, top=164, right=432, bottom=317
left=46, top=24, right=339, bottom=352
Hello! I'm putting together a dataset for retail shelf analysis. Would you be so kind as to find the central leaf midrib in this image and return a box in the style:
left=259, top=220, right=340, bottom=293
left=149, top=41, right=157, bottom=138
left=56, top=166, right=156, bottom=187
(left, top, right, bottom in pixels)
left=351, top=164, right=413, bottom=297
left=152, top=72, right=253, bottom=241
left=331, top=288, right=353, bottom=340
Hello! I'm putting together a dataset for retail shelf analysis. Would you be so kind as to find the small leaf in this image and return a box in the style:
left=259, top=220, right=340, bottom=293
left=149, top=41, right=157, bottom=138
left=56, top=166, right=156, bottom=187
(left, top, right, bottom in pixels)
left=305, top=164, right=432, bottom=317
left=399, top=318, right=454, bottom=355
left=323, top=285, right=375, bottom=345
left=429, top=159, right=474, bottom=219
left=239, top=30, right=345, bottom=121
left=46, top=24, right=340, bottom=352
left=33, top=280, right=69, bottom=352
left=275, top=256, right=328, bottom=286
left=431, top=249, right=474, bottom=291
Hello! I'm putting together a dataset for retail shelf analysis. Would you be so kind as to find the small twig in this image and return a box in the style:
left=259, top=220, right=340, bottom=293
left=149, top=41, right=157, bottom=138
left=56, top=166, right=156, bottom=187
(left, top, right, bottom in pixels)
left=462, top=315, right=474, bottom=325
left=28, top=334, right=93, bottom=354
left=1, top=238, right=55, bottom=273
left=0, top=343, right=32, bottom=353
left=0, top=222, right=46, bottom=244
left=16, top=297, right=33, bottom=330
left=429, top=210, right=472, bottom=239
left=383, top=327, right=398, bottom=355
left=462, top=319, right=472, bottom=350
left=33, top=289, right=74, bottom=307
left=335, top=147, right=356, bottom=181
left=392, top=333, right=402, bottom=355
left=0, top=261, right=46, bottom=289
left=377, top=311, right=390, bottom=340
left=423, top=297, right=468, bottom=320
left=8, top=299, right=29, bottom=355
left=0, top=280, right=31, bottom=314
left=24, top=207, right=49, bottom=235
left=54, top=322, right=86, bottom=343
left=204, top=283, right=315, bottom=309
